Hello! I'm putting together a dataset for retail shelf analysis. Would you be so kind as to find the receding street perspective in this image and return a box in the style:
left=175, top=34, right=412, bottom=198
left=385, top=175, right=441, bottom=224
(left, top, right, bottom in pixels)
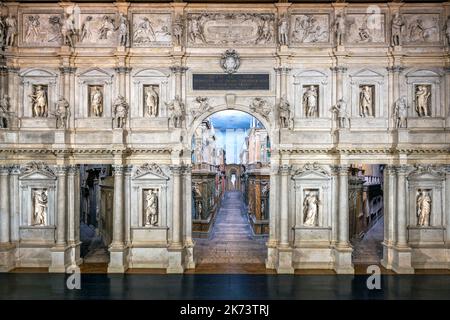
left=0, top=0, right=450, bottom=304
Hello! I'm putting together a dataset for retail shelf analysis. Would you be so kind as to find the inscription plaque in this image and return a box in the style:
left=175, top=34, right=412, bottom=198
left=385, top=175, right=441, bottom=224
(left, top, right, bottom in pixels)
left=193, top=74, right=270, bottom=91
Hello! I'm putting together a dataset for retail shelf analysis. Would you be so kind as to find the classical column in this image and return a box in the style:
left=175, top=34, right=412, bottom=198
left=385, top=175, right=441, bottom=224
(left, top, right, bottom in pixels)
left=124, top=165, right=132, bottom=246
left=0, top=166, right=10, bottom=244
left=115, top=67, right=131, bottom=98
left=9, top=166, right=20, bottom=243
left=7, top=67, right=20, bottom=128
left=333, top=66, right=347, bottom=102
left=66, top=165, right=81, bottom=267
left=170, top=165, right=183, bottom=248
left=279, top=165, right=291, bottom=247
left=330, top=166, right=339, bottom=244
left=337, top=165, right=350, bottom=247
left=381, top=165, right=396, bottom=269
left=183, top=165, right=193, bottom=246
left=280, top=67, right=291, bottom=98
left=396, top=165, right=408, bottom=247
left=111, top=165, right=124, bottom=248
left=170, top=66, right=188, bottom=98
left=446, top=166, right=450, bottom=247
left=268, top=165, right=279, bottom=245
left=56, top=166, right=67, bottom=247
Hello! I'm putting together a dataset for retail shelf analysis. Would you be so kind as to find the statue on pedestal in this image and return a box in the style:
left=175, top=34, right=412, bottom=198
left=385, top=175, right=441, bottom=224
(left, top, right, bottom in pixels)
left=32, top=189, right=48, bottom=226
left=90, top=86, right=103, bottom=117
left=145, top=85, right=159, bottom=117
left=415, top=85, right=430, bottom=117
left=0, top=95, right=11, bottom=128
left=112, top=95, right=128, bottom=128
left=303, top=85, right=318, bottom=118
left=277, top=97, right=291, bottom=128
left=166, top=95, right=185, bottom=128
left=5, top=14, right=17, bottom=47
left=394, top=96, right=409, bottom=128
left=278, top=14, right=289, bottom=46
left=391, top=12, right=405, bottom=47
left=303, top=191, right=319, bottom=227
left=118, top=13, right=129, bottom=47
left=331, top=99, right=349, bottom=128
left=172, top=14, right=184, bottom=47
left=359, top=85, right=373, bottom=117
left=334, top=13, right=346, bottom=46
left=29, top=85, right=48, bottom=118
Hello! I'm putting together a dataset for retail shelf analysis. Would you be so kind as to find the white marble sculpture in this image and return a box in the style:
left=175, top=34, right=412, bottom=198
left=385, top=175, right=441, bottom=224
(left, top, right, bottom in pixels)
left=303, top=85, right=318, bottom=118
left=188, top=15, right=206, bottom=44
left=332, top=99, right=349, bottom=128
left=278, top=97, right=291, bottom=128
left=133, top=17, right=156, bottom=43
left=391, top=12, right=405, bottom=46
left=166, top=95, right=185, bottom=128
left=250, top=97, right=272, bottom=121
left=145, top=85, right=159, bottom=117
left=0, top=95, right=11, bottom=129
left=99, top=15, right=115, bottom=40
left=32, top=189, right=48, bottom=226
left=145, top=189, right=158, bottom=226
left=445, top=16, right=450, bottom=45
left=5, top=13, right=17, bottom=47
left=90, top=86, right=103, bottom=117
left=80, top=16, right=93, bottom=42
left=359, top=85, right=373, bottom=117
left=335, top=13, right=346, bottom=46
left=416, top=190, right=431, bottom=227
left=24, top=15, right=41, bottom=43
left=303, top=191, right=319, bottom=227
left=61, top=13, right=74, bottom=47
left=30, top=85, right=48, bottom=118
left=394, top=96, right=409, bottom=129
left=415, top=85, right=430, bottom=117
left=118, top=13, right=129, bottom=47
left=191, top=96, right=212, bottom=119
left=112, top=95, right=129, bottom=128
left=278, top=14, right=289, bottom=46
left=255, top=16, right=273, bottom=44
left=54, top=96, right=70, bottom=129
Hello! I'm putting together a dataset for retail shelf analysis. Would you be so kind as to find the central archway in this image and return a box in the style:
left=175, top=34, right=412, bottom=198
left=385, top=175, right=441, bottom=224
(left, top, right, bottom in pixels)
left=188, top=107, right=273, bottom=271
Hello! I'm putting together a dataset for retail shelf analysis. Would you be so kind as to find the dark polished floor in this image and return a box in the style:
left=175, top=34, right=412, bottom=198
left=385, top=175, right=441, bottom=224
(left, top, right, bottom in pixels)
left=2, top=273, right=450, bottom=300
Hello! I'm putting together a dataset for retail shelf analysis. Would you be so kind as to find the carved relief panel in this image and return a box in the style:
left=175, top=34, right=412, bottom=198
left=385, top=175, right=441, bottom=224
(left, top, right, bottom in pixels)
left=21, top=12, right=63, bottom=46
left=18, top=162, right=57, bottom=243
left=290, top=13, right=330, bottom=45
left=186, top=12, right=275, bottom=47
left=345, top=13, right=386, bottom=44
left=78, top=13, right=118, bottom=46
left=403, top=13, right=440, bottom=45
left=131, top=12, right=172, bottom=47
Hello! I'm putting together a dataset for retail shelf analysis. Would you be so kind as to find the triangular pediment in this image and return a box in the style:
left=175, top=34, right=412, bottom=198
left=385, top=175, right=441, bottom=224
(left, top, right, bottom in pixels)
left=293, top=170, right=329, bottom=180
left=20, top=171, right=56, bottom=180
left=78, top=68, right=112, bottom=78
left=409, top=171, right=444, bottom=181
left=351, top=69, right=384, bottom=78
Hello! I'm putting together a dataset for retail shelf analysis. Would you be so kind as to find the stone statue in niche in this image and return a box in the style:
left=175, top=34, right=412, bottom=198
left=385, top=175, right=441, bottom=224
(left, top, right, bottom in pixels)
left=0, top=95, right=11, bottom=129
left=166, top=95, right=185, bottom=128
left=334, top=13, right=346, bottom=46
left=394, top=96, right=409, bottom=129
left=99, top=15, right=115, bottom=40
left=53, top=96, right=70, bottom=129
left=415, top=85, right=431, bottom=117
left=303, top=191, right=320, bottom=227
left=250, top=97, right=272, bottom=121
left=416, top=189, right=431, bottom=227
left=80, top=16, right=93, bottom=42
left=303, top=85, right=318, bottom=118
left=24, top=15, right=41, bottom=43
left=278, top=14, right=289, bottom=46
left=5, top=13, right=17, bottom=47
left=32, top=189, right=48, bottom=226
left=145, top=85, right=159, bottom=117
left=29, top=85, right=48, bottom=118
left=359, top=85, right=374, bottom=117
left=90, top=86, right=103, bottom=117
left=133, top=17, right=156, bottom=43
left=144, top=189, right=158, bottom=227
left=172, top=14, right=184, bottom=47
left=220, top=49, right=240, bottom=74
left=277, top=97, right=291, bottom=128
left=117, top=13, right=129, bottom=47
left=112, top=95, right=129, bottom=128
left=331, top=99, right=349, bottom=128
left=391, top=12, right=405, bottom=46
left=292, top=14, right=328, bottom=43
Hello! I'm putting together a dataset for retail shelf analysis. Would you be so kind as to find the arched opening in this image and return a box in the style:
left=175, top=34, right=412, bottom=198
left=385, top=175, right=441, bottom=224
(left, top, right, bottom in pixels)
left=191, top=110, right=270, bottom=270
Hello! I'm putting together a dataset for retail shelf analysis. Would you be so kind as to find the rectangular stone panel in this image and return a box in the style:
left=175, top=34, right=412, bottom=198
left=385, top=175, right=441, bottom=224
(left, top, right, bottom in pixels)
left=192, top=74, right=270, bottom=91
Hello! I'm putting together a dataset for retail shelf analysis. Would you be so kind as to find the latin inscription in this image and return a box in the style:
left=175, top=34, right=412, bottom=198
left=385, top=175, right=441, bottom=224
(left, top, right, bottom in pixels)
left=193, top=74, right=270, bottom=91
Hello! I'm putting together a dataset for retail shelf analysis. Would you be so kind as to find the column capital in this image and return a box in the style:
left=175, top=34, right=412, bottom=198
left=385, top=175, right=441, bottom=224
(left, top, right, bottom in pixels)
left=112, top=165, right=125, bottom=175
left=336, top=164, right=350, bottom=175
left=59, top=66, right=77, bottom=74
left=395, top=164, right=409, bottom=175
left=10, top=165, right=21, bottom=175
left=279, top=164, right=291, bottom=175
left=183, top=165, right=192, bottom=174
left=114, top=67, right=132, bottom=74
left=274, top=66, right=291, bottom=74
left=124, top=165, right=133, bottom=175
left=331, top=66, right=348, bottom=73
left=7, top=66, right=20, bottom=74
left=385, top=165, right=397, bottom=175
left=170, top=66, right=188, bottom=74
left=170, top=165, right=183, bottom=175
left=67, top=165, right=79, bottom=176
